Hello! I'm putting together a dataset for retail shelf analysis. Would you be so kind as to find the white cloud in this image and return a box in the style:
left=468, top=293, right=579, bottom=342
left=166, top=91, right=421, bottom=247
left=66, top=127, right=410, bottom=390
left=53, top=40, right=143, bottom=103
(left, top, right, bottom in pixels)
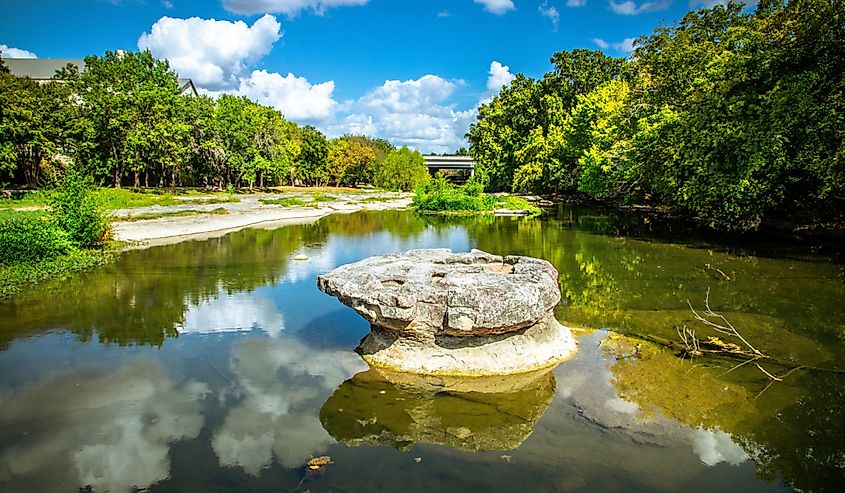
left=474, top=0, right=515, bottom=15
left=0, top=360, right=208, bottom=492
left=566, top=0, right=587, bottom=6
left=223, top=0, right=369, bottom=16
left=609, top=0, right=671, bottom=15
left=593, top=37, right=636, bottom=54
left=138, top=14, right=281, bottom=90
left=539, top=1, right=560, bottom=30
left=689, top=0, right=730, bottom=7
left=327, top=74, right=477, bottom=153
left=0, top=44, right=37, bottom=58
left=237, top=70, right=338, bottom=122
left=480, top=60, right=515, bottom=104
left=161, top=0, right=174, bottom=8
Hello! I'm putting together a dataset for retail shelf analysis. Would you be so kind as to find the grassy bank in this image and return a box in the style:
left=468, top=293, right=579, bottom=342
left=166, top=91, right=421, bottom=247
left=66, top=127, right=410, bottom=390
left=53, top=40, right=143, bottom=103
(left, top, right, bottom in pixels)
left=0, top=171, right=114, bottom=300
left=0, top=188, right=240, bottom=212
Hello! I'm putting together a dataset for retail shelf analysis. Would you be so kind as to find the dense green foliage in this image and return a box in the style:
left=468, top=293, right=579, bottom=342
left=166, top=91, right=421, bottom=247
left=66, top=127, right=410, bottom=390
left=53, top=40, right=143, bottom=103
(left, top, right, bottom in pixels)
left=468, top=0, right=844, bottom=229
left=375, top=146, right=430, bottom=191
left=413, top=174, right=538, bottom=214
left=0, top=216, right=71, bottom=265
left=0, top=51, right=406, bottom=190
left=49, top=168, right=110, bottom=247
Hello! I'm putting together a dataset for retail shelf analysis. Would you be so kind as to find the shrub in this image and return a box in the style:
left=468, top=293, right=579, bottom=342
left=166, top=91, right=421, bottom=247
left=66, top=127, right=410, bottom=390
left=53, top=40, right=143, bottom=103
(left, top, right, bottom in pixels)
left=50, top=168, right=111, bottom=247
left=412, top=175, right=498, bottom=213
left=0, top=216, right=72, bottom=265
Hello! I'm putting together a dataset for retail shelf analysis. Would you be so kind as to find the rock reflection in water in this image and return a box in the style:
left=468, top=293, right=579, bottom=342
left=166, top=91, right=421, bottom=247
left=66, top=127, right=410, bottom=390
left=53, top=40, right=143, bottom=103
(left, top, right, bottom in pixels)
left=319, top=367, right=555, bottom=451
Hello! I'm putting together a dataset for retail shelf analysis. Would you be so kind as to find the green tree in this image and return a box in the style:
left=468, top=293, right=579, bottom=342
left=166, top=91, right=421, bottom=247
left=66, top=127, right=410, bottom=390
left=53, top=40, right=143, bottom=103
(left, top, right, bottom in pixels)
left=376, top=146, right=429, bottom=191
left=294, top=125, right=328, bottom=186
left=70, top=50, right=183, bottom=188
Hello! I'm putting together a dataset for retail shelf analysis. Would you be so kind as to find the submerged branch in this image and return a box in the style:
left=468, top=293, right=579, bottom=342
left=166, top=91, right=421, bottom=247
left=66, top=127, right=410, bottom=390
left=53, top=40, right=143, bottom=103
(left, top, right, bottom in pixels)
left=630, top=332, right=845, bottom=375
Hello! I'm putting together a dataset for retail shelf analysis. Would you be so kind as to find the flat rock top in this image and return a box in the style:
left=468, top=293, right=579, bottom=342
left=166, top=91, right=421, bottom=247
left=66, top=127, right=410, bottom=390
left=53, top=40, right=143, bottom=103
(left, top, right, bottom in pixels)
left=317, top=249, right=561, bottom=336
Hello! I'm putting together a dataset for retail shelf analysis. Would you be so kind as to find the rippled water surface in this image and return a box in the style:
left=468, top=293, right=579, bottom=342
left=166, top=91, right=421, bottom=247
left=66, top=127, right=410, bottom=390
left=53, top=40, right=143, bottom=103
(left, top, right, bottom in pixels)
left=1, top=208, right=843, bottom=492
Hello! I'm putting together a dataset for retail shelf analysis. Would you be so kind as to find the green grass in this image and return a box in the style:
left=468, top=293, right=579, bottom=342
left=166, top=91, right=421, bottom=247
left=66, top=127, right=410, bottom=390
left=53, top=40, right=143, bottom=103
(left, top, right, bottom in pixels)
left=0, top=190, right=50, bottom=209
left=309, top=193, right=336, bottom=202
left=183, top=196, right=240, bottom=205
left=0, top=209, right=46, bottom=221
left=116, top=207, right=230, bottom=222
left=95, top=188, right=183, bottom=210
left=259, top=197, right=313, bottom=207
left=494, top=195, right=540, bottom=211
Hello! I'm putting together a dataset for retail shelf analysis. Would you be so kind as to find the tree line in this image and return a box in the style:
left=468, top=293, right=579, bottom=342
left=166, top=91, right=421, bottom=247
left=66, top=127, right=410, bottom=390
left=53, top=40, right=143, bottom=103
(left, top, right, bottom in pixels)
left=0, top=50, right=429, bottom=191
left=468, top=0, right=844, bottom=229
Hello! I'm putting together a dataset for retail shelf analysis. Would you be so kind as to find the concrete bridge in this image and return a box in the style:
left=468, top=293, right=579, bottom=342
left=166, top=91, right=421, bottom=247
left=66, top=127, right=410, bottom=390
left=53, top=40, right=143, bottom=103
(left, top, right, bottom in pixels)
left=423, top=156, right=475, bottom=178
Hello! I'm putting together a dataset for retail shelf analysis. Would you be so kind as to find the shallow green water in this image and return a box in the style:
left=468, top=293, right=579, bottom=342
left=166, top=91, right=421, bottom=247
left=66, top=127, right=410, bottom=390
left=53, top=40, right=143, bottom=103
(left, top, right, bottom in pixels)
left=0, top=208, right=843, bottom=492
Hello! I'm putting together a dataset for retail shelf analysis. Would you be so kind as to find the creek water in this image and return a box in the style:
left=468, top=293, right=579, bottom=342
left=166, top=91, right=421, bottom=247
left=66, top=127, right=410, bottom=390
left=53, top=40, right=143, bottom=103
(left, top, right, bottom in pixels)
left=0, top=208, right=843, bottom=492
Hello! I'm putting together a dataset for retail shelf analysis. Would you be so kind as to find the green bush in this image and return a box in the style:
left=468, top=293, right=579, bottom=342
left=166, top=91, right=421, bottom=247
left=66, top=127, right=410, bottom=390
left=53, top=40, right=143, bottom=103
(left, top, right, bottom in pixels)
left=0, top=216, right=73, bottom=265
left=50, top=168, right=111, bottom=247
left=412, top=175, right=498, bottom=213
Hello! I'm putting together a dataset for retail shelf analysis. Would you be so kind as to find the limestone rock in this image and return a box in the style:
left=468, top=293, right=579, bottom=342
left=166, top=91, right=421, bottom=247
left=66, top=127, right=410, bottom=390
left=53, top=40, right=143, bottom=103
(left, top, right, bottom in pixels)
left=316, top=248, right=577, bottom=376
left=317, top=248, right=561, bottom=337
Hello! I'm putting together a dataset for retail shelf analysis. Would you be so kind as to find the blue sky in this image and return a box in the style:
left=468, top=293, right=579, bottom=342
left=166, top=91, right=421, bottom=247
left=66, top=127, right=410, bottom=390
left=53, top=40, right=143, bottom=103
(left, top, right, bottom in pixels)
left=1, top=0, right=726, bottom=152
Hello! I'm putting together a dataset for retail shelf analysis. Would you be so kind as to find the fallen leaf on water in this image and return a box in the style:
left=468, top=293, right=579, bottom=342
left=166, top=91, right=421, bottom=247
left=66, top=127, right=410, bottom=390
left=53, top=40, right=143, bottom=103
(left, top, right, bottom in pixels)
left=500, top=455, right=512, bottom=462
left=294, top=254, right=310, bottom=261
left=414, top=457, right=422, bottom=463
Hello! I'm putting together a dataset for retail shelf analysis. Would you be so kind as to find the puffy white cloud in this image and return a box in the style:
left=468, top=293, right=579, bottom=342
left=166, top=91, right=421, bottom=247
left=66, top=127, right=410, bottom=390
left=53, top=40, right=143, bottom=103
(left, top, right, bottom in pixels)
left=609, top=0, right=671, bottom=15
left=474, top=0, right=516, bottom=15
left=566, top=0, right=587, bottom=6
left=328, top=74, right=477, bottom=153
left=593, top=37, right=636, bottom=54
left=138, top=14, right=281, bottom=90
left=539, top=1, right=560, bottom=30
left=0, top=360, right=208, bottom=492
left=0, top=44, right=37, bottom=58
left=480, top=60, right=515, bottom=104
left=211, top=337, right=366, bottom=474
left=223, top=0, right=369, bottom=16
left=237, top=69, right=338, bottom=122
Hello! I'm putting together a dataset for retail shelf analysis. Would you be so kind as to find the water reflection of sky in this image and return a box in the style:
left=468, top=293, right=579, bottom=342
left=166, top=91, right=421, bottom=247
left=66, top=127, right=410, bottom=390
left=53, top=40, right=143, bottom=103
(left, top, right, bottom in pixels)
left=0, top=212, right=825, bottom=492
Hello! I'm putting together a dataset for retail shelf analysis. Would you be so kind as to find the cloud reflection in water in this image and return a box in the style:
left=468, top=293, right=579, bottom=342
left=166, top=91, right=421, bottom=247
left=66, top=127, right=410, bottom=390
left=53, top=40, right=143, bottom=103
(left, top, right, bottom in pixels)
left=211, top=337, right=367, bottom=475
left=0, top=359, right=209, bottom=492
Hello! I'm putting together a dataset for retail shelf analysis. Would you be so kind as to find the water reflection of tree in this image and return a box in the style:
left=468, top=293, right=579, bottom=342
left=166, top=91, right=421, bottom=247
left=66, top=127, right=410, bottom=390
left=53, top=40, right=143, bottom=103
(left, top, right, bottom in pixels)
left=602, top=333, right=845, bottom=492
left=0, top=210, right=434, bottom=349
left=458, top=209, right=844, bottom=364
left=0, top=221, right=329, bottom=348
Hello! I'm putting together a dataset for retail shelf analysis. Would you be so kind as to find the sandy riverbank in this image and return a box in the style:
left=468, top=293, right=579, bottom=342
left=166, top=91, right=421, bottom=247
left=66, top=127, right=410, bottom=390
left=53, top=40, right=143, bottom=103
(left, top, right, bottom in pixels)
left=112, top=191, right=412, bottom=248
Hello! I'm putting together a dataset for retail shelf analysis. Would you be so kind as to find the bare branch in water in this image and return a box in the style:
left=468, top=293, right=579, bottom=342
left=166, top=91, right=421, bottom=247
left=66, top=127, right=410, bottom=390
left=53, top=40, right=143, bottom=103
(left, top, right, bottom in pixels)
left=687, top=287, right=762, bottom=355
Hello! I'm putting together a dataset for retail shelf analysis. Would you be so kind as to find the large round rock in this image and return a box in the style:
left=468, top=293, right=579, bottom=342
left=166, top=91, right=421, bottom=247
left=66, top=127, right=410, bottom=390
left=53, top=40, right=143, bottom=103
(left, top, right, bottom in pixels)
left=317, top=249, right=577, bottom=376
